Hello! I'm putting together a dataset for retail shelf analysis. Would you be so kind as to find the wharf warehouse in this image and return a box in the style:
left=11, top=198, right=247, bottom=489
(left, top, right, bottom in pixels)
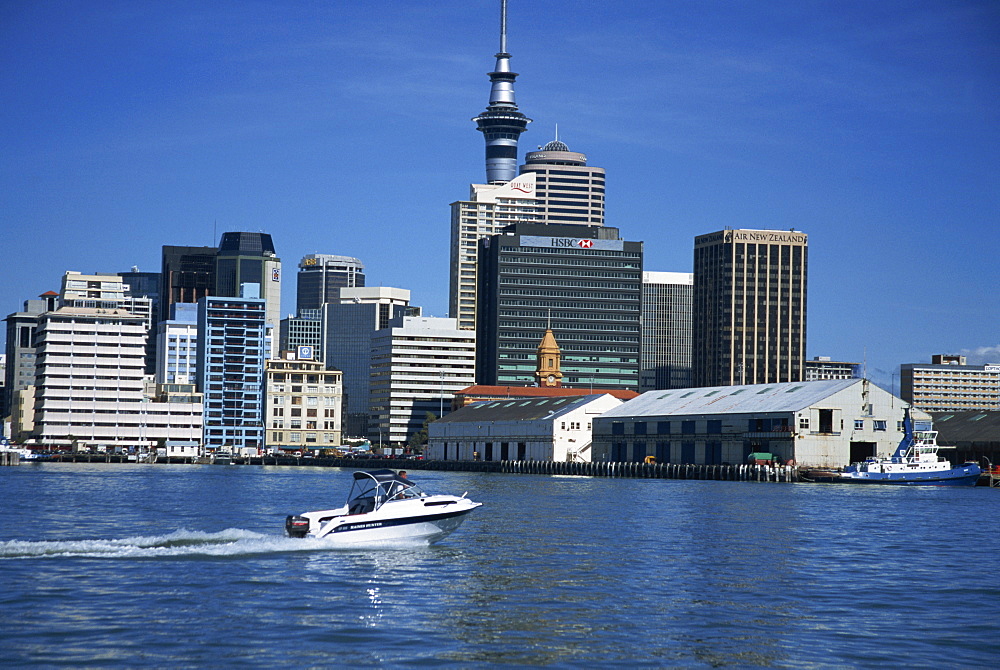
left=591, top=379, right=926, bottom=468
left=427, top=393, right=623, bottom=463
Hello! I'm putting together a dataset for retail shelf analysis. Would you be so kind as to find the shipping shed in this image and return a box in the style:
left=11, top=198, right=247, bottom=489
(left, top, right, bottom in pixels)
left=591, top=379, right=926, bottom=468
left=427, top=393, right=622, bottom=462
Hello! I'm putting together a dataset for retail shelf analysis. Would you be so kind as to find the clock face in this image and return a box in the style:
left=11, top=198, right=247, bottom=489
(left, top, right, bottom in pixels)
left=547, top=375, right=555, bottom=383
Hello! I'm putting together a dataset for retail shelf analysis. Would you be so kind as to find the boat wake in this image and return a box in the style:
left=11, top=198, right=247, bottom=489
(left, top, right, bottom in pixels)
left=0, top=528, right=335, bottom=560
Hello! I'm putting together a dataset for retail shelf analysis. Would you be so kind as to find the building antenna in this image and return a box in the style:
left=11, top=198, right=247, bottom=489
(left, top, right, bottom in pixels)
left=500, top=0, right=507, bottom=53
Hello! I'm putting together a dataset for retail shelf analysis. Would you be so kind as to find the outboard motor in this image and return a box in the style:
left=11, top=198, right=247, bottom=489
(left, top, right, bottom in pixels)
left=285, top=515, right=310, bottom=538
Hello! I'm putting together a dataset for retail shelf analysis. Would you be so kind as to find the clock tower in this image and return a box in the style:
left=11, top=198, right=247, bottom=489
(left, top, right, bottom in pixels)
left=535, top=328, right=563, bottom=387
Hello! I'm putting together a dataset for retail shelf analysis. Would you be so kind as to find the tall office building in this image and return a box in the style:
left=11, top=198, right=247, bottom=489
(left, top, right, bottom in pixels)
left=641, top=271, right=693, bottom=391
left=369, top=316, right=476, bottom=447
left=296, top=254, right=365, bottom=313
left=450, top=172, right=542, bottom=330
left=449, top=141, right=609, bottom=331
left=693, top=229, right=808, bottom=387
left=477, top=222, right=643, bottom=390
left=196, top=285, right=269, bottom=453
left=473, top=0, right=531, bottom=184
left=159, top=245, right=217, bottom=324
left=323, top=288, right=419, bottom=438
left=215, top=232, right=281, bottom=357
left=519, top=139, right=606, bottom=225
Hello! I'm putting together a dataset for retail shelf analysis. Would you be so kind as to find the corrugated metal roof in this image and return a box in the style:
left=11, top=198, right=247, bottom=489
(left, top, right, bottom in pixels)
left=456, top=385, right=640, bottom=400
left=600, top=379, right=862, bottom=417
left=436, top=394, right=606, bottom=423
left=930, top=410, right=1000, bottom=444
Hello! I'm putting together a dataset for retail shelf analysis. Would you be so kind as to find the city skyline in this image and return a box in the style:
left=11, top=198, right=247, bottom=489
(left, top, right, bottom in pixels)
left=2, top=0, right=998, bottom=390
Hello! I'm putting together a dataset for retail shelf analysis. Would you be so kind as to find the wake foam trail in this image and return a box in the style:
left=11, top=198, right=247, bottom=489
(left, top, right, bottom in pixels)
left=0, top=528, right=325, bottom=559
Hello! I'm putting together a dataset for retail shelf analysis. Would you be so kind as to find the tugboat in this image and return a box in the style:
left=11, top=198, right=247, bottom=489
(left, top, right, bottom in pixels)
left=837, top=415, right=981, bottom=486
left=285, top=469, right=482, bottom=546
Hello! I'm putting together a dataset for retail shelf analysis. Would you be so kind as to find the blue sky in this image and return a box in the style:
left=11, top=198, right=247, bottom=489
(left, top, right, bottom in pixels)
left=2, top=0, right=998, bottom=390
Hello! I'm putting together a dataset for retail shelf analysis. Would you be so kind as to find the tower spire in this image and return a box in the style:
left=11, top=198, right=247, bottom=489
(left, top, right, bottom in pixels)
left=473, top=0, right=531, bottom=184
left=499, top=0, right=507, bottom=53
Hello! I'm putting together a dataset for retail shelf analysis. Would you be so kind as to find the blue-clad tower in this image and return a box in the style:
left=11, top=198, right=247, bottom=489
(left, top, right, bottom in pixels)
left=473, top=0, right=531, bottom=184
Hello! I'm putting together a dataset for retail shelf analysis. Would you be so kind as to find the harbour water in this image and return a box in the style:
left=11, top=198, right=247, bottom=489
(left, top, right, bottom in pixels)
left=2, top=463, right=998, bottom=668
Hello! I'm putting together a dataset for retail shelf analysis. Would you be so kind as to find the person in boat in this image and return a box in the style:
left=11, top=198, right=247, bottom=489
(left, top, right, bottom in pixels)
left=392, top=471, right=418, bottom=499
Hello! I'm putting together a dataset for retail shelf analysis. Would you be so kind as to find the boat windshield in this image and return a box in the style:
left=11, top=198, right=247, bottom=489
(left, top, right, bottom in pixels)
left=345, top=469, right=427, bottom=513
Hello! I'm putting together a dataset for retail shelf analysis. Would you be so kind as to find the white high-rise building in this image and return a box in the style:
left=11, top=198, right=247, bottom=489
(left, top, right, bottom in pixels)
left=369, top=316, right=476, bottom=448
left=156, top=303, right=198, bottom=385
left=449, top=172, right=541, bottom=330
left=31, top=306, right=202, bottom=449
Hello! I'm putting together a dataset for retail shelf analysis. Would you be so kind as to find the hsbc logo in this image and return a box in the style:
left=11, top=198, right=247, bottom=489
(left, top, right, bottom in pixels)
left=521, top=235, right=624, bottom=252
left=549, top=237, right=594, bottom=248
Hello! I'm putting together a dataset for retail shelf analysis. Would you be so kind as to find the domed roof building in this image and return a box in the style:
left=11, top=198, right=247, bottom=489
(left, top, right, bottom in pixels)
left=519, top=132, right=605, bottom=225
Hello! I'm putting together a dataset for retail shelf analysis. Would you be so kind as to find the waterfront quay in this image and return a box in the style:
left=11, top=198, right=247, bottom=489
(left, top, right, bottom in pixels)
left=35, top=452, right=802, bottom=482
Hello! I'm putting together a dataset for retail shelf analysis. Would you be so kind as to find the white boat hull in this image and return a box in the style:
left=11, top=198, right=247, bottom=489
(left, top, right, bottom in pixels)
left=287, top=470, right=482, bottom=547
left=309, top=503, right=480, bottom=547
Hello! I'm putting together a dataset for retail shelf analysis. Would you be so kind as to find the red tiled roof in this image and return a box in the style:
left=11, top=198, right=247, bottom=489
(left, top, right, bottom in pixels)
left=455, top=385, right=640, bottom=401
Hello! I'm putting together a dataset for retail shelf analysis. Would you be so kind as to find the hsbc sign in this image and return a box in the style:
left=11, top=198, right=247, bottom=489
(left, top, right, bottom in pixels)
left=520, top=235, right=624, bottom=251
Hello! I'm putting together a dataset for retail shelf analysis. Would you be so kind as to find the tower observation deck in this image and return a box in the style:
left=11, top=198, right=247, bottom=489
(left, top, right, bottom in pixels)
left=473, top=0, right=531, bottom=184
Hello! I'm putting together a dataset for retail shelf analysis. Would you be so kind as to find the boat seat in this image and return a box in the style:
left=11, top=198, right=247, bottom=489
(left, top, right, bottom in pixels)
left=349, top=497, right=376, bottom=515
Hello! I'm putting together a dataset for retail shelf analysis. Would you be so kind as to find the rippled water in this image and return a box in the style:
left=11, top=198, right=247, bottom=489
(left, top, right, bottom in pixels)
left=1, top=463, right=998, bottom=667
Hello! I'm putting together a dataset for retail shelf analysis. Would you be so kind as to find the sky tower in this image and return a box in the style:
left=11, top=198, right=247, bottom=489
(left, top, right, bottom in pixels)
left=473, top=0, right=531, bottom=184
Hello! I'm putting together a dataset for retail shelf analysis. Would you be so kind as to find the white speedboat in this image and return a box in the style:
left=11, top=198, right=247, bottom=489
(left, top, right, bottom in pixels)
left=285, top=469, right=482, bottom=546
